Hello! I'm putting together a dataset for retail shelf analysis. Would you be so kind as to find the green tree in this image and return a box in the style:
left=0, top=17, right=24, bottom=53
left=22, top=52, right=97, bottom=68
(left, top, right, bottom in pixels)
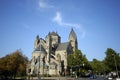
left=104, top=48, right=120, bottom=72
left=67, top=49, right=91, bottom=70
left=67, top=53, right=75, bottom=66
left=90, top=59, right=106, bottom=74
left=68, top=49, right=84, bottom=66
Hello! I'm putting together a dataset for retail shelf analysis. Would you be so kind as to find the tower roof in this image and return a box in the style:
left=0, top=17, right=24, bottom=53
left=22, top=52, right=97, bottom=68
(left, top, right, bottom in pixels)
left=69, top=28, right=77, bottom=41
left=50, top=32, right=58, bottom=36
left=46, top=31, right=60, bottom=38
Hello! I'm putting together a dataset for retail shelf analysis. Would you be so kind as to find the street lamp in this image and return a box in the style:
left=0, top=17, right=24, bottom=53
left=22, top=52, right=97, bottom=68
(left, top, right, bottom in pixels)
left=70, top=66, right=72, bottom=77
left=83, top=63, right=84, bottom=67
left=112, top=54, right=119, bottom=78
left=46, top=66, right=49, bottom=77
left=38, top=56, right=40, bottom=80
left=38, top=39, right=41, bottom=80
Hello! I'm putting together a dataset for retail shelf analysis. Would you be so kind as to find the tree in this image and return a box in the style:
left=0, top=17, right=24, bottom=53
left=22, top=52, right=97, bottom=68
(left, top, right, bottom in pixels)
left=67, top=49, right=85, bottom=66
left=67, top=49, right=91, bottom=71
left=90, top=59, right=106, bottom=74
left=0, top=50, right=28, bottom=79
left=0, top=55, right=11, bottom=79
left=67, top=53, right=75, bottom=66
left=104, top=48, right=120, bottom=72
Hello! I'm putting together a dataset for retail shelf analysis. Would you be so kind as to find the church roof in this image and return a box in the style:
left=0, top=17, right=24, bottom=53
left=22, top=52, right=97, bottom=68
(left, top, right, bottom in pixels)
left=56, top=42, right=69, bottom=51
left=51, top=32, right=58, bottom=35
left=69, top=28, right=77, bottom=41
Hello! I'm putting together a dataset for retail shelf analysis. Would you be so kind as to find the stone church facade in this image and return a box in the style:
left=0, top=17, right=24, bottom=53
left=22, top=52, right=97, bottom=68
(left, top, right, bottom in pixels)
left=27, top=28, right=78, bottom=76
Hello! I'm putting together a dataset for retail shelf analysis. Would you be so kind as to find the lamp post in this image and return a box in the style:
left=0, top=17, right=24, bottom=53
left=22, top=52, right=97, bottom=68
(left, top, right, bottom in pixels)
left=112, top=54, right=119, bottom=78
left=38, top=39, right=41, bottom=80
left=83, top=63, right=84, bottom=67
left=70, top=66, right=72, bottom=77
left=64, top=52, right=67, bottom=76
left=38, top=56, right=40, bottom=80
left=47, top=66, right=49, bottom=77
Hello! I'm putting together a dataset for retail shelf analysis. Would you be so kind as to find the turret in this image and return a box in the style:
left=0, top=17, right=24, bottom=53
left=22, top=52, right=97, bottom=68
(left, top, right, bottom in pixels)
left=34, top=35, right=40, bottom=49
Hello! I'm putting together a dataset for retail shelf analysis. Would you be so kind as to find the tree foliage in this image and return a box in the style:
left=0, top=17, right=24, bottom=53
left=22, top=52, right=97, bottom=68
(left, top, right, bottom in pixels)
left=0, top=50, right=28, bottom=79
left=90, top=59, right=107, bottom=74
left=67, top=49, right=91, bottom=70
left=67, top=48, right=120, bottom=75
left=104, top=48, right=120, bottom=72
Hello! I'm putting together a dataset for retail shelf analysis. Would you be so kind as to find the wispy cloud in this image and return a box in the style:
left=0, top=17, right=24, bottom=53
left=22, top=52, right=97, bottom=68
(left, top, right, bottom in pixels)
left=53, top=11, right=86, bottom=38
left=38, top=0, right=54, bottom=9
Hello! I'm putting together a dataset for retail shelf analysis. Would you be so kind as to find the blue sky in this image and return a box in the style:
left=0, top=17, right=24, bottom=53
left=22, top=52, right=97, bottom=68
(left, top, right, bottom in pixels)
left=0, top=0, right=120, bottom=61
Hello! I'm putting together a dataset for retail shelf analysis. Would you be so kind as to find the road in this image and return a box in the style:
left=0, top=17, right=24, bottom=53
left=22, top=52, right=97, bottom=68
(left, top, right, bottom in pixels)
left=61, top=76, right=107, bottom=80
left=29, top=76, right=107, bottom=80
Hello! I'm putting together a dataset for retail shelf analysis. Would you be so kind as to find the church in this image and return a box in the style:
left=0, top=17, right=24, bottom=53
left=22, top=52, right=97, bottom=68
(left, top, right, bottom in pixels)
left=27, top=28, right=78, bottom=76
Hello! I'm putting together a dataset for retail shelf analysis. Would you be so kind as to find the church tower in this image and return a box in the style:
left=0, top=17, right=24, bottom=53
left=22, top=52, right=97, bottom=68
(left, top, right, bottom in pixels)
left=69, top=28, right=78, bottom=52
left=34, top=35, right=40, bottom=50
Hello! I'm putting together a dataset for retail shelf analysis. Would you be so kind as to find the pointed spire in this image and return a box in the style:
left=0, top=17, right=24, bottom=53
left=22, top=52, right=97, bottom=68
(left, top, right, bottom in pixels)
left=69, top=28, right=77, bottom=41
left=36, top=35, right=39, bottom=40
left=48, top=32, right=50, bottom=35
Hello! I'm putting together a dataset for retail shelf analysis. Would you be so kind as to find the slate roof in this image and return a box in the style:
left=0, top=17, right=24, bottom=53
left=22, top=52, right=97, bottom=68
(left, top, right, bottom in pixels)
left=56, top=42, right=69, bottom=51
left=50, top=32, right=58, bottom=36
left=50, top=32, right=60, bottom=37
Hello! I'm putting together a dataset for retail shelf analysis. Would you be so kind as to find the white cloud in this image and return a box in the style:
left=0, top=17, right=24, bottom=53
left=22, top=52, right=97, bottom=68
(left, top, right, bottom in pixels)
left=53, top=11, right=81, bottom=29
left=39, top=0, right=54, bottom=9
left=53, top=11, right=86, bottom=38
left=53, top=12, right=62, bottom=25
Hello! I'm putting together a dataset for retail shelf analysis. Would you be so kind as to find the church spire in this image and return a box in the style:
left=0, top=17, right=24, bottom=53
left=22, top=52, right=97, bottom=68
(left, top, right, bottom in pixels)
left=69, top=28, right=78, bottom=52
left=69, top=28, right=77, bottom=41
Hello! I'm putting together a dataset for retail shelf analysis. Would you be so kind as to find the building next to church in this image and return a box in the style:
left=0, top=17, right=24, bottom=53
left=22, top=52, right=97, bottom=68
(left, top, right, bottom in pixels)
left=27, top=28, right=78, bottom=76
